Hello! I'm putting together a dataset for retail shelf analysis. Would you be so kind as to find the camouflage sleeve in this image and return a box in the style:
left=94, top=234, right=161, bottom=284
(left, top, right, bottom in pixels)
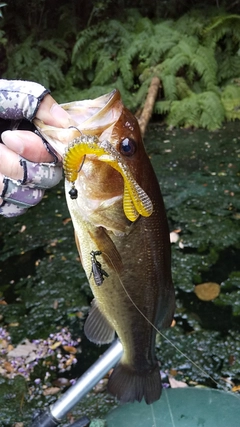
left=0, top=160, right=62, bottom=217
left=0, top=79, right=62, bottom=218
left=0, top=79, right=50, bottom=121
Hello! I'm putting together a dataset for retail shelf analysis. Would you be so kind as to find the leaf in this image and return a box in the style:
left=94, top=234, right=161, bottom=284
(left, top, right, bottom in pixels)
left=7, top=340, right=38, bottom=359
left=221, top=84, right=240, bottom=121
left=50, top=341, right=62, bottom=350
left=43, top=387, right=60, bottom=396
left=168, top=376, right=188, bottom=388
left=195, top=282, right=221, bottom=301
left=170, top=231, right=180, bottom=244
left=62, top=345, right=77, bottom=354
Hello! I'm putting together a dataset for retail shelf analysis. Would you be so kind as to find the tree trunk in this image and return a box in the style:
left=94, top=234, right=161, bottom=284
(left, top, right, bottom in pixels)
left=138, top=77, right=161, bottom=137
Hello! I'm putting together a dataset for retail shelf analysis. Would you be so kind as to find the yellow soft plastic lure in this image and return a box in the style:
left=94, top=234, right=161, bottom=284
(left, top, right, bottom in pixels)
left=63, top=135, right=153, bottom=222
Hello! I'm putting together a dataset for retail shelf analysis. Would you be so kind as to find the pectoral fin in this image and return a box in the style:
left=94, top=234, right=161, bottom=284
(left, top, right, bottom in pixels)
left=84, top=299, right=115, bottom=344
left=89, top=226, right=123, bottom=275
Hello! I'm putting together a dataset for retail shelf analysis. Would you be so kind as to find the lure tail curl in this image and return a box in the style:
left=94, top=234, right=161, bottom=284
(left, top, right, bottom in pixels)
left=62, top=135, right=153, bottom=222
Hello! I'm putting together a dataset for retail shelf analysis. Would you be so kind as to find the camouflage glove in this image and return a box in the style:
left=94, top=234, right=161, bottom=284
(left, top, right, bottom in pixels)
left=0, top=80, right=62, bottom=217
left=0, top=159, right=62, bottom=217
left=0, top=79, right=50, bottom=121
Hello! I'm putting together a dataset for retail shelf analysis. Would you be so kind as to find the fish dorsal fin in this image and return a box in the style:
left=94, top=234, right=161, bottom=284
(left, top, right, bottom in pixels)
left=84, top=299, right=115, bottom=344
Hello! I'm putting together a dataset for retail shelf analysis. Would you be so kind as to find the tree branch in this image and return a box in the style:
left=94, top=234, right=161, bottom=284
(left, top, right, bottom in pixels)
left=137, top=77, right=161, bottom=137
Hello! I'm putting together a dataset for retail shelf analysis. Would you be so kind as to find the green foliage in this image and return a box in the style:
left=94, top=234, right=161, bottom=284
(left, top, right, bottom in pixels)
left=155, top=91, right=226, bottom=130
left=1, top=4, right=240, bottom=130
left=221, top=83, right=240, bottom=120
left=4, top=36, right=66, bottom=89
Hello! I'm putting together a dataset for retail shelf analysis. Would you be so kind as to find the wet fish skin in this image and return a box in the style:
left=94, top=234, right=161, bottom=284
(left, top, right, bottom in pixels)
left=35, top=90, right=175, bottom=404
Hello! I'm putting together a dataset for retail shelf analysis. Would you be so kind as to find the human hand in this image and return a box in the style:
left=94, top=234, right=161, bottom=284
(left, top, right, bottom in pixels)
left=0, top=81, right=71, bottom=217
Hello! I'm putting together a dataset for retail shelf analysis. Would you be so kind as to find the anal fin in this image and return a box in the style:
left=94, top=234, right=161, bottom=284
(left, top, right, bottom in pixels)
left=84, top=299, right=115, bottom=344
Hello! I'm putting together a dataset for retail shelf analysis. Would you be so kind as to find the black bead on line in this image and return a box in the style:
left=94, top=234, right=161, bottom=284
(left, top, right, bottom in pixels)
left=69, top=185, right=78, bottom=199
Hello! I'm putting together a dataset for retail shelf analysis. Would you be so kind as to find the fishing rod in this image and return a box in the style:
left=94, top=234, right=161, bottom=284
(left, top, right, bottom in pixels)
left=30, top=339, right=123, bottom=427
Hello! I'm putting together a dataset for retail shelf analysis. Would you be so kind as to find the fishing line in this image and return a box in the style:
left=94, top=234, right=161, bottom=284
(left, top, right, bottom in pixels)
left=101, top=250, right=237, bottom=394
left=165, top=391, right=176, bottom=427
left=150, top=404, right=158, bottom=427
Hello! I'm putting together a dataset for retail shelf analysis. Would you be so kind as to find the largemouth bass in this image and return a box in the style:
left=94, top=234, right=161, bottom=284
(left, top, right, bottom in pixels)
left=35, top=89, right=175, bottom=404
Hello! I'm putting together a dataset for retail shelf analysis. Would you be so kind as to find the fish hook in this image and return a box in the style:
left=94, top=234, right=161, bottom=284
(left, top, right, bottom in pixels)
left=68, top=125, right=83, bottom=135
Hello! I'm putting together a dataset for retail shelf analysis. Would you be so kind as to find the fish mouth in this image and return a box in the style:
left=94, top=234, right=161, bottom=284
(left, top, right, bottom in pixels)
left=34, top=89, right=153, bottom=221
left=63, top=135, right=153, bottom=222
left=34, top=89, right=123, bottom=157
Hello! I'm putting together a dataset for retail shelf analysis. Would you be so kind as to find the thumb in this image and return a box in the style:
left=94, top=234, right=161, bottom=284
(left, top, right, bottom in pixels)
left=36, top=94, right=72, bottom=128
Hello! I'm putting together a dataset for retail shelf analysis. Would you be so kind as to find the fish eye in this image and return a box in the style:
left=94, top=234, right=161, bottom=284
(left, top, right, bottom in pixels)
left=120, top=138, right=136, bottom=157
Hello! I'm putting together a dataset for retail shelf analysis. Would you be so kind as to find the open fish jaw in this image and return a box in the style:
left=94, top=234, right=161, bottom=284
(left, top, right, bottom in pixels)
left=34, top=89, right=122, bottom=157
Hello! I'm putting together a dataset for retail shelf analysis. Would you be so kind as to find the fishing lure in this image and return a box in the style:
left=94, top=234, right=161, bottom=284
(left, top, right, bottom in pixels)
left=68, top=185, right=78, bottom=199
left=62, top=135, right=153, bottom=221
left=89, top=250, right=109, bottom=286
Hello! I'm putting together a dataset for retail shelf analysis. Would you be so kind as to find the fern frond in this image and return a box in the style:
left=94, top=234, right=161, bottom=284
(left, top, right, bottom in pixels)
left=118, top=54, right=134, bottom=89
left=169, top=36, right=198, bottom=59
left=162, top=53, right=189, bottom=76
left=148, top=37, right=175, bottom=66
left=75, top=42, right=102, bottom=72
left=38, top=39, right=68, bottom=61
left=217, top=55, right=240, bottom=83
left=114, top=76, right=136, bottom=109
left=166, top=96, right=201, bottom=128
left=134, top=77, right=152, bottom=108
left=72, top=26, right=99, bottom=63
left=161, top=74, right=177, bottom=100
left=198, top=91, right=225, bottom=130
left=154, top=100, right=171, bottom=115
left=5, top=8, right=239, bottom=132
left=203, top=14, right=240, bottom=53
left=221, top=84, right=240, bottom=120
left=191, top=45, right=217, bottom=89
left=204, top=14, right=240, bottom=39
left=135, top=16, right=155, bottom=36
left=123, top=8, right=142, bottom=28
left=148, top=21, right=179, bottom=64
left=93, top=55, right=118, bottom=86
left=106, top=18, right=132, bottom=41
left=174, top=10, right=207, bottom=37
left=166, top=91, right=224, bottom=130
left=175, top=77, right=193, bottom=99
left=4, top=36, right=41, bottom=79
left=26, top=58, right=64, bottom=89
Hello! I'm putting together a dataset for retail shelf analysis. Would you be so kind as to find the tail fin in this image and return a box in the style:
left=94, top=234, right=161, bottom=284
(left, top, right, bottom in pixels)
left=107, top=362, right=162, bottom=404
